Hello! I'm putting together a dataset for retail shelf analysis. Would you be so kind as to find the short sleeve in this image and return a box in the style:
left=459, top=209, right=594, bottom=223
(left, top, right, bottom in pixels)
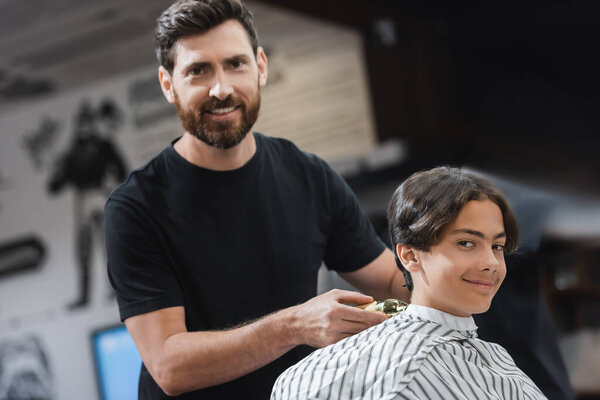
left=321, top=164, right=386, bottom=272
left=104, top=196, right=183, bottom=321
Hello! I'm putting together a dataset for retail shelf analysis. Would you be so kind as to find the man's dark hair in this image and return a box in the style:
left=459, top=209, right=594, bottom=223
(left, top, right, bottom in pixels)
left=387, top=167, right=519, bottom=291
left=155, top=0, right=259, bottom=73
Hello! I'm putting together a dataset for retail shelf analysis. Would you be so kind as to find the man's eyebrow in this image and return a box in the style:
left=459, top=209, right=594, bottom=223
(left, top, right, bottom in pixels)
left=451, top=229, right=506, bottom=240
left=225, top=54, right=251, bottom=62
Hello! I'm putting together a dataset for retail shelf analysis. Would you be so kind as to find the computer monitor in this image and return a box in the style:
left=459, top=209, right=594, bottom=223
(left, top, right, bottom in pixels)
left=91, top=324, right=142, bottom=400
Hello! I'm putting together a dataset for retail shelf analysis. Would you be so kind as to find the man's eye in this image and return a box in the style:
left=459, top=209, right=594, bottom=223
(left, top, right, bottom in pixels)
left=458, top=241, right=474, bottom=248
left=492, top=244, right=506, bottom=252
left=231, top=60, right=243, bottom=69
left=190, top=67, right=204, bottom=75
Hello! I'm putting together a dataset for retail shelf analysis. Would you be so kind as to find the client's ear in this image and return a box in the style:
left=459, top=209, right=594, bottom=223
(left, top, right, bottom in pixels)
left=396, top=244, right=421, bottom=272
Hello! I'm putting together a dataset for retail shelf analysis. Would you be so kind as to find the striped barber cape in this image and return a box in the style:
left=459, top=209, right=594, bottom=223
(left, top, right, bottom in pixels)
left=271, top=304, right=547, bottom=400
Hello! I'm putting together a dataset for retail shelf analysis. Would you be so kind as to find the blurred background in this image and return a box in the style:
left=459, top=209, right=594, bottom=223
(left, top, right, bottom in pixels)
left=0, top=0, right=598, bottom=399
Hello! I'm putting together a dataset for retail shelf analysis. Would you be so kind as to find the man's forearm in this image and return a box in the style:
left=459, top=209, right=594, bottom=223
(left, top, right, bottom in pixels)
left=131, top=290, right=386, bottom=396
left=154, top=308, right=298, bottom=396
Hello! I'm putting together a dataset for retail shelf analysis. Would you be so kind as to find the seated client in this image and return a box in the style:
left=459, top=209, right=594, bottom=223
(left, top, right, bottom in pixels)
left=271, top=166, right=547, bottom=400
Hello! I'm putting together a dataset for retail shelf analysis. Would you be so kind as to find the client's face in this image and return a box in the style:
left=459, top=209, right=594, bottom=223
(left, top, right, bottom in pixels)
left=411, top=199, right=507, bottom=317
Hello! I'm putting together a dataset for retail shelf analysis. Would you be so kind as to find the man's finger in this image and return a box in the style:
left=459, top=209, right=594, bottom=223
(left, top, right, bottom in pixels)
left=338, top=305, right=388, bottom=325
left=355, top=301, right=375, bottom=310
left=330, top=289, right=374, bottom=305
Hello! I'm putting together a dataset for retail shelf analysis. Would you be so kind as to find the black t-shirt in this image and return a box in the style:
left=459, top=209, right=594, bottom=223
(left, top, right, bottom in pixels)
left=104, top=133, right=385, bottom=399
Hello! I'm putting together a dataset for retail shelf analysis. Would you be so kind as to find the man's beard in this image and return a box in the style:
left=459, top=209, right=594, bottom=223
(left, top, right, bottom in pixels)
left=174, top=87, right=261, bottom=149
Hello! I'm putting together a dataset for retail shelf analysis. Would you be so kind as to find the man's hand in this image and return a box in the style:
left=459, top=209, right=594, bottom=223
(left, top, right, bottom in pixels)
left=289, top=289, right=388, bottom=348
left=124, top=291, right=387, bottom=395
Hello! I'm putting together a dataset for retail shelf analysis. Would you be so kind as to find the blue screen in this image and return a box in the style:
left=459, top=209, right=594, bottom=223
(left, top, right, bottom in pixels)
left=92, top=325, right=142, bottom=400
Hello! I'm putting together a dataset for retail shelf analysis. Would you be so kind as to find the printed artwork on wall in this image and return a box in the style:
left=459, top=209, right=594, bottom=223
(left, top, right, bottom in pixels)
left=0, top=236, right=46, bottom=279
left=21, top=117, right=62, bottom=173
left=46, top=99, right=128, bottom=310
left=0, top=335, right=54, bottom=400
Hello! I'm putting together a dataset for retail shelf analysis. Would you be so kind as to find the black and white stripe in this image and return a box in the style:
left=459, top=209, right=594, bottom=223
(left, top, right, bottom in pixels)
left=271, top=305, right=547, bottom=400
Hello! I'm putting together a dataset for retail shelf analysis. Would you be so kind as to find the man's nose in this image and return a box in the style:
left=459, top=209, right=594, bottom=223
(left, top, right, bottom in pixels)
left=209, top=71, right=234, bottom=100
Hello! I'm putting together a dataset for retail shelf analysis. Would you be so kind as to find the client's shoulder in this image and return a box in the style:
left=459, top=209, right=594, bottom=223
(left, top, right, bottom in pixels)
left=271, top=316, right=439, bottom=400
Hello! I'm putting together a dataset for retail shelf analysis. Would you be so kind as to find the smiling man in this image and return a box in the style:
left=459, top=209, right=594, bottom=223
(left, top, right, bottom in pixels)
left=271, top=167, right=548, bottom=400
left=103, top=1, right=408, bottom=399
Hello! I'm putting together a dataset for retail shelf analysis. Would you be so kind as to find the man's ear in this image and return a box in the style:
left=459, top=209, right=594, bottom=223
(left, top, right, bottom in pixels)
left=256, top=46, right=268, bottom=87
left=158, top=66, right=176, bottom=104
left=396, top=244, right=421, bottom=273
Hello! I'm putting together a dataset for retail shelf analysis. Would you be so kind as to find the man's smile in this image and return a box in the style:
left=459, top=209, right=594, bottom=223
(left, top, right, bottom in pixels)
left=205, top=106, right=241, bottom=121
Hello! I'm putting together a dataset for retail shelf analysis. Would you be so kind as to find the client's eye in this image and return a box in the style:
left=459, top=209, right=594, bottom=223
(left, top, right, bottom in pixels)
left=458, top=241, right=474, bottom=248
left=492, top=244, right=506, bottom=252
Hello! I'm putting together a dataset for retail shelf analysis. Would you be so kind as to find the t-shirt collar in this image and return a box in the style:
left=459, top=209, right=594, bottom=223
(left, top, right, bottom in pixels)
left=165, top=132, right=263, bottom=181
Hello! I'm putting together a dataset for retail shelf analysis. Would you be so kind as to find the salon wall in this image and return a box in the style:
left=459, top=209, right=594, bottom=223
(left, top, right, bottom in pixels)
left=0, top=67, right=162, bottom=400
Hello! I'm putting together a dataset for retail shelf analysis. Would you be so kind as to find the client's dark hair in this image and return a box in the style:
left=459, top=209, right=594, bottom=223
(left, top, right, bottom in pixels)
left=387, top=167, right=519, bottom=291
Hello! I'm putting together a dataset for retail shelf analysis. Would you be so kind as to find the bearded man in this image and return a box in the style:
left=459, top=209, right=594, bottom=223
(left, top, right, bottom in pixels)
left=104, top=1, right=408, bottom=399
